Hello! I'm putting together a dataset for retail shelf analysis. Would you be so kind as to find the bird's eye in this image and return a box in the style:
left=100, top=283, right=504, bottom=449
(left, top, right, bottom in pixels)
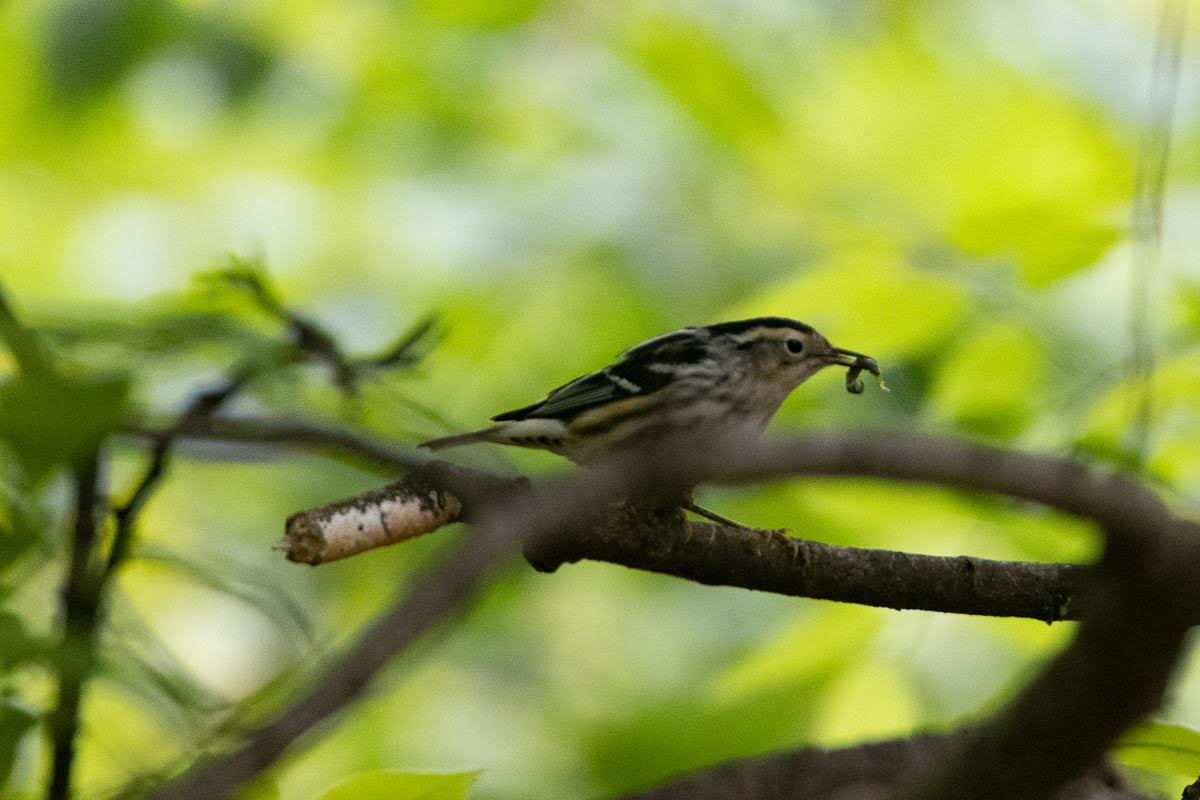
left=785, top=338, right=804, bottom=354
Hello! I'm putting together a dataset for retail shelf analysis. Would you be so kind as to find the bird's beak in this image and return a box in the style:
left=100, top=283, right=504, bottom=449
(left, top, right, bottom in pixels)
left=824, top=346, right=871, bottom=368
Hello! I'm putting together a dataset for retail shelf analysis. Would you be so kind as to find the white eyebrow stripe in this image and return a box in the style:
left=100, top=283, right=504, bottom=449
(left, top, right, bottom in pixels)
left=727, top=327, right=775, bottom=343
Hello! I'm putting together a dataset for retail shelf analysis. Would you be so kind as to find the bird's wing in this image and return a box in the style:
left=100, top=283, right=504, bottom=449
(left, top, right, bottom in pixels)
left=491, top=370, right=636, bottom=421
left=491, top=329, right=712, bottom=422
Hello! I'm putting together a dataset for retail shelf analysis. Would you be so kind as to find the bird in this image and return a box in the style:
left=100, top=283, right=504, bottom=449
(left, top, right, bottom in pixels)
left=420, top=317, right=881, bottom=526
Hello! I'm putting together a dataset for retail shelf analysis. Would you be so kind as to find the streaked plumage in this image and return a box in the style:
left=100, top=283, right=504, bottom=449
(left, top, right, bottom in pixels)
left=421, top=317, right=875, bottom=463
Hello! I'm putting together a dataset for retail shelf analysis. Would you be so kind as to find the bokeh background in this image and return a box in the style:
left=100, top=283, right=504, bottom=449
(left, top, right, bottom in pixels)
left=2, top=0, right=1200, bottom=797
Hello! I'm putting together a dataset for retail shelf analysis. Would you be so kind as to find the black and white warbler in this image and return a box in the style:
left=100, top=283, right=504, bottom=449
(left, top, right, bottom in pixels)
left=421, top=316, right=881, bottom=465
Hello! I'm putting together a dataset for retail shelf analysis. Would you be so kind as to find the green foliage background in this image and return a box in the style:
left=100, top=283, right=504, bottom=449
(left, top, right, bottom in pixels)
left=1, top=0, right=1199, bottom=798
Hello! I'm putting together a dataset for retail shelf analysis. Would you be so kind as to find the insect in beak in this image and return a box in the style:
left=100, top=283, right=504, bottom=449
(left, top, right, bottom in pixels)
left=824, top=347, right=887, bottom=394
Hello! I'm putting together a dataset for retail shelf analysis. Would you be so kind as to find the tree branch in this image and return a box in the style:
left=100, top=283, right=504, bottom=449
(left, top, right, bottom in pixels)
left=893, top=528, right=1195, bottom=800
left=618, top=732, right=1150, bottom=800
left=160, top=417, right=1092, bottom=620
left=124, top=415, right=429, bottom=473
left=527, top=515, right=1090, bottom=621
left=143, top=430, right=1200, bottom=800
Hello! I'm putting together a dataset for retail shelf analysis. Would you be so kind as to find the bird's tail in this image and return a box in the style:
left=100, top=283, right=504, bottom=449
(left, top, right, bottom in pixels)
left=419, top=426, right=503, bottom=451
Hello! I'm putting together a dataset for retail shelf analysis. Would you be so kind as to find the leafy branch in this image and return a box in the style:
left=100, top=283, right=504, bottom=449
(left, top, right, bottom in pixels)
left=0, top=271, right=437, bottom=800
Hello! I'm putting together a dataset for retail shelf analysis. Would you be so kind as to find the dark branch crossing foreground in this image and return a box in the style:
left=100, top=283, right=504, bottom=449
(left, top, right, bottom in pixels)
left=135, top=417, right=1200, bottom=800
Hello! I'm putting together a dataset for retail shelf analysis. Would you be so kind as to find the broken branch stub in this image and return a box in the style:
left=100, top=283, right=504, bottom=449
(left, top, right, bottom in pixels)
left=283, top=475, right=463, bottom=564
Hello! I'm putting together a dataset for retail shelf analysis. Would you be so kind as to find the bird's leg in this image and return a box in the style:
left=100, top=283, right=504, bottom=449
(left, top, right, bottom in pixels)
left=680, top=499, right=789, bottom=536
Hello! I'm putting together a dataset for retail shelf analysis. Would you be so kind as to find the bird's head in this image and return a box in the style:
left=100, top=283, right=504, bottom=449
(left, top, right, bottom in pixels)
left=707, top=317, right=874, bottom=394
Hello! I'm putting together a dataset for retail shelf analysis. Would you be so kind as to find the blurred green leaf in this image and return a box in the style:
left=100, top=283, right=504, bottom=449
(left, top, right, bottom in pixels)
left=712, top=606, right=883, bottom=703
left=732, top=247, right=967, bottom=359
left=188, top=19, right=274, bottom=102
left=931, top=323, right=1046, bottom=438
left=314, top=771, right=478, bottom=800
left=810, top=660, right=921, bottom=746
left=0, top=491, right=37, bottom=576
left=583, top=686, right=817, bottom=795
left=415, top=0, right=546, bottom=29
left=1116, top=721, right=1200, bottom=778
left=0, top=699, right=37, bottom=791
left=0, top=610, right=43, bottom=671
left=0, top=367, right=131, bottom=483
left=628, top=16, right=781, bottom=150
left=235, top=774, right=281, bottom=800
left=952, top=208, right=1119, bottom=288
left=1077, top=351, right=1200, bottom=479
left=0, top=290, right=52, bottom=376
left=44, top=0, right=178, bottom=101
left=1179, top=285, right=1200, bottom=333
left=797, top=42, right=1129, bottom=285
left=43, top=0, right=273, bottom=104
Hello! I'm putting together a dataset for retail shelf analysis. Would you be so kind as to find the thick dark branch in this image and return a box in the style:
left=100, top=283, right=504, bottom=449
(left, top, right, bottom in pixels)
left=618, top=732, right=1149, bottom=800
left=894, top=531, right=1195, bottom=800
left=528, top=515, right=1090, bottom=621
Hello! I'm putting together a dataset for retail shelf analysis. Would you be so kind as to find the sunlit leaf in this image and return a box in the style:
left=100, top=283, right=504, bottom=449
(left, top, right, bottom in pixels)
left=315, top=771, right=478, bottom=800
left=731, top=246, right=967, bottom=359
left=1116, top=721, right=1200, bottom=778
left=952, top=209, right=1119, bottom=288
left=627, top=16, right=781, bottom=150
left=1077, top=351, right=1200, bottom=478
left=810, top=660, right=921, bottom=746
left=415, top=0, right=546, bottom=29
left=712, top=606, right=883, bottom=703
left=930, top=323, right=1046, bottom=438
left=797, top=42, right=1130, bottom=285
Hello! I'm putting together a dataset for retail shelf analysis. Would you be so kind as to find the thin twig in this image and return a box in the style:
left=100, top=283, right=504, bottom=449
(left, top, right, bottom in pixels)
left=47, top=449, right=102, bottom=800
left=215, top=265, right=437, bottom=393
left=1127, top=0, right=1188, bottom=465
left=122, top=415, right=429, bottom=473
left=106, top=363, right=261, bottom=578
